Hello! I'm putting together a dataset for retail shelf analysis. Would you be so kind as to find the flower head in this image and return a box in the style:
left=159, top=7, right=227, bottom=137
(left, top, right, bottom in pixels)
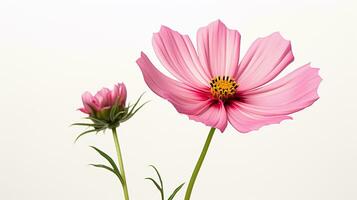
left=79, top=83, right=127, bottom=117
left=136, top=20, right=321, bottom=133
left=74, top=83, right=145, bottom=141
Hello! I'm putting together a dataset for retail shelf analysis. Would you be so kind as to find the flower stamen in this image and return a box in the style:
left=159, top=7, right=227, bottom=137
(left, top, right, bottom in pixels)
left=209, top=76, right=238, bottom=100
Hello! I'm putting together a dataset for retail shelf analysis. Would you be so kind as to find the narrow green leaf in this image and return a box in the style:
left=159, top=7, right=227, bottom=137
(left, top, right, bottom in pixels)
left=148, top=165, right=164, bottom=200
left=74, top=129, right=98, bottom=143
left=149, top=165, right=163, bottom=189
left=145, top=177, right=163, bottom=193
left=90, top=146, right=121, bottom=178
left=89, top=164, right=124, bottom=184
left=167, top=183, right=185, bottom=200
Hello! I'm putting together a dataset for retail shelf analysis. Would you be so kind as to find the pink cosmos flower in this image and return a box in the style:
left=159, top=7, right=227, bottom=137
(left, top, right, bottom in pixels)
left=77, top=82, right=145, bottom=132
left=136, top=20, right=321, bottom=133
left=74, top=82, right=134, bottom=199
left=80, top=83, right=127, bottom=115
left=75, top=82, right=144, bottom=141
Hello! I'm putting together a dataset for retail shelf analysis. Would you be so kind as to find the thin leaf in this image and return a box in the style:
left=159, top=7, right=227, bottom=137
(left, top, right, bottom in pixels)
left=167, top=183, right=185, bottom=200
left=145, top=177, right=163, bottom=194
left=146, top=164, right=164, bottom=200
left=149, top=165, right=163, bottom=189
left=90, top=146, right=121, bottom=178
left=89, top=164, right=124, bottom=184
left=74, top=129, right=98, bottom=143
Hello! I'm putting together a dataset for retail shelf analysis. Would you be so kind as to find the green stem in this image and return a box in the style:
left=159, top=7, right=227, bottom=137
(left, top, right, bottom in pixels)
left=112, top=128, right=130, bottom=200
left=184, top=128, right=216, bottom=200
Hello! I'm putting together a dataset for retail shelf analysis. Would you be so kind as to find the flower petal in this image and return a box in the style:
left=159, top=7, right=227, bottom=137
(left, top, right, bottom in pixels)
left=80, top=91, right=98, bottom=114
left=94, top=87, right=110, bottom=107
left=79, top=108, right=90, bottom=114
left=136, top=52, right=212, bottom=115
left=236, top=32, right=294, bottom=91
left=112, top=83, right=127, bottom=106
left=227, top=64, right=320, bottom=133
left=241, top=64, right=321, bottom=114
left=226, top=101, right=291, bottom=133
left=82, top=91, right=93, bottom=105
left=153, top=26, right=211, bottom=88
left=196, top=20, right=241, bottom=78
left=189, top=101, right=228, bottom=132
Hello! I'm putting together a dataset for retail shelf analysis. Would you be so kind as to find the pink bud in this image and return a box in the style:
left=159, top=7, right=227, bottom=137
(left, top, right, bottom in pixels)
left=79, top=83, right=127, bottom=115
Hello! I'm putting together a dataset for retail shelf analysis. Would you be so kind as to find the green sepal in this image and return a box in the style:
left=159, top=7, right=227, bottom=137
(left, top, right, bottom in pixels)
left=126, top=93, right=145, bottom=117
left=109, top=103, right=118, bottom=121
left=74, top=128, right=104, bottom=143
left=113, top=110, right=127, bottom=122
left=121, top=101, right=149, bottom=123
left=71, top=123, right=102, bottom=127
left=85, top=117, right=107, bottom=125
left=109, top=104, right=119, bottom=122
left=120, top=93, right=148, bottom=123
left=95, top=108, right=111, bottom=121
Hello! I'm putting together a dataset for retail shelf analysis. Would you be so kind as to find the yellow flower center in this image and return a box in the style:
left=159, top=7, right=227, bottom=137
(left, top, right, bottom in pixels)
left=209, top=76, right=239, bottom=100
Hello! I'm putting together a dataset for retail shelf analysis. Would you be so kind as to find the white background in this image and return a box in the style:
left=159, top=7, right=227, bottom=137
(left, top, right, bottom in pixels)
left=1, top=0, right=356, bottom=199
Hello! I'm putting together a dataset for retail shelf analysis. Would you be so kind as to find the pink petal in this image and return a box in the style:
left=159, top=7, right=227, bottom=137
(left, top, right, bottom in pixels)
left=79, top=108, right=90, bottom=114
left=227, top=101, right=292, bottom=133
left=111, top=85, right=119, bottom=104
left=136, top=52, right=212, bottom=115
left=236, top=32, right=294, bottom=91
left=118, top=83, right=127, bottom=106
left=82, top=91, right=93, bottom=104
left=196, top=20, right=241, bottom=78
left=112, top=83, right=127, bottom=106
left=95, top=87, right=111, bottom=108
left=227, top=64, right=321, bottom=133
left=241, top=64, right=321, bottom=114
left=81, top=91, right=95, bottom=114
left=152, top=26, right=211, bottom=88
left=189, top=101, right=228, bottom=132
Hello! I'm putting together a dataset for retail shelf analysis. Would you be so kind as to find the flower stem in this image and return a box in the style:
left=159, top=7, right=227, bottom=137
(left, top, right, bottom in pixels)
left=184, top=127, right=216, bottom=200
left=112, top=128, right=130, bottom=200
